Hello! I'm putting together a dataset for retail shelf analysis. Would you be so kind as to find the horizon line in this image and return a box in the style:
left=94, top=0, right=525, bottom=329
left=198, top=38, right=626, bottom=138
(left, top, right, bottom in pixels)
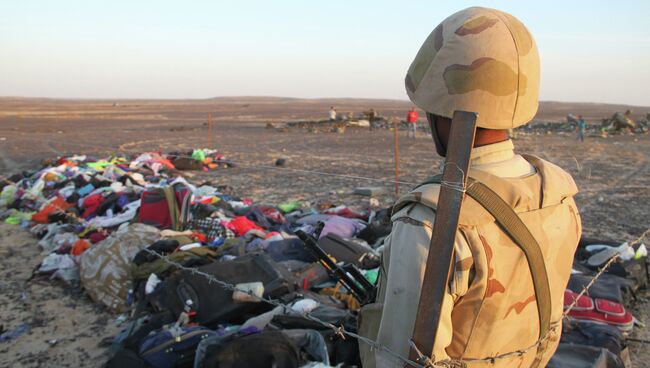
left=0, top=95, right=648, bottom=108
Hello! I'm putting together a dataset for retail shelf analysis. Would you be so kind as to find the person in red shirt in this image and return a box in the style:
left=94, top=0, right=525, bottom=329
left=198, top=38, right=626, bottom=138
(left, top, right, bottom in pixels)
left=406, top=107, right=419, bottom=138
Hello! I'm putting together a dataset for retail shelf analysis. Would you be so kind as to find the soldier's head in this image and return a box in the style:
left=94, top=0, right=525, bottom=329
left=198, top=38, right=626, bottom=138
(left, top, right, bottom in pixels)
left=405, top=7, right=540, bottom=157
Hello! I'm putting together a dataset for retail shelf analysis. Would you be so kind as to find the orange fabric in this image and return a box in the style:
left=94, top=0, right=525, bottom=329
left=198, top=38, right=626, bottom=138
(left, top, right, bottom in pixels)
left=43, top=172, right=59, bottom=182
left=71, top=239, right=91, bottom=256
left=32, top=197, right=74, bottom=224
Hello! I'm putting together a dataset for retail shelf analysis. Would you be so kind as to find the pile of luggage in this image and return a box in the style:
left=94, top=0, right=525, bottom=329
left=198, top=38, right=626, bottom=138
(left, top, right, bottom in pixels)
left=0, top=151, right=647, bottom=368
left=0, top=152, right=390, bottom=367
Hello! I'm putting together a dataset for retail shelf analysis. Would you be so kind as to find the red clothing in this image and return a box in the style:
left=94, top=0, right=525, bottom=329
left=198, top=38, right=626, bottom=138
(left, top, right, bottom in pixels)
left=228, top=216, right=265, bottom=237
left=406, top=110, right=418, bottom=123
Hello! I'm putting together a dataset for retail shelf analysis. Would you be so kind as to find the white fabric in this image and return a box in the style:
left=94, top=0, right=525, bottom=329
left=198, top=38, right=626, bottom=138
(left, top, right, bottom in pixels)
left=88, top=200, right=141, bottom=228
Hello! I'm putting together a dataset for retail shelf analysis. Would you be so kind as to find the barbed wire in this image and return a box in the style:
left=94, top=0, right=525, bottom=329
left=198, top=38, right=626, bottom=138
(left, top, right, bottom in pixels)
left=139, top=247, right=432, bottom=368
left=0, top=174, right=426, bottom=367
left=562, top=226, right=650, bottom=318
left=2, top=164, right=649, bottom=367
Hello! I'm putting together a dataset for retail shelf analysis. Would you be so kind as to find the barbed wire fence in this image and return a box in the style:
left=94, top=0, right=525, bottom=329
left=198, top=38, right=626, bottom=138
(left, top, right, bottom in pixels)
left=0, top=137, right=649, bottom=367
left=3, top=170, right=649, bottom=367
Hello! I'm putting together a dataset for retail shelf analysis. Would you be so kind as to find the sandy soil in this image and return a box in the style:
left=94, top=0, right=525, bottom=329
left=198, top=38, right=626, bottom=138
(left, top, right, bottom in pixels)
left=0, top=97, right=648, bottom=367
left=0, top=224, right=121, bottom=367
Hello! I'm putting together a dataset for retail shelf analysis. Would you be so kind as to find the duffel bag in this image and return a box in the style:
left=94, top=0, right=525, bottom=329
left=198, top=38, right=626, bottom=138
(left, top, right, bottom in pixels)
left=139, top=325, right=216, bottom=368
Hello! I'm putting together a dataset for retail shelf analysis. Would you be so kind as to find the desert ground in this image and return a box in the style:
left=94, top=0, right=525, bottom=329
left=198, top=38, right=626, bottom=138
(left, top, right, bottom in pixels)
left=0, top=97, right=649, bottom=367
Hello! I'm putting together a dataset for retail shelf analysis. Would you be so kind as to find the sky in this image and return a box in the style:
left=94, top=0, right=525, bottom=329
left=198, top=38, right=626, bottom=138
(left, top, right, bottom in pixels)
left=1, top=1, right=649, bottom=105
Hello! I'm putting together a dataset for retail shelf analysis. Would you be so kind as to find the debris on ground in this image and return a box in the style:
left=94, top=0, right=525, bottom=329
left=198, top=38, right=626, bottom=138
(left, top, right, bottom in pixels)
left=0, top=151, right=647, bottom=367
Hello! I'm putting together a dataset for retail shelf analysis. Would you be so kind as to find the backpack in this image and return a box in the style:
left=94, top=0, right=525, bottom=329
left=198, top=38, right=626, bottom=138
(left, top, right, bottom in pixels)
left=196, top=330, right=302, bottom=368
left=270, top=306, right=361, bottom=367
left=138, top=184, right=191, bottom=230
left=111, top=311, right=176, bottom=354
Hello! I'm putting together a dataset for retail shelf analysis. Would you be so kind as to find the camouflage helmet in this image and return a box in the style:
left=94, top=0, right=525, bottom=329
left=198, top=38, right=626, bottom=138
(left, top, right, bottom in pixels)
left=405, top=7, right=540, bottom=129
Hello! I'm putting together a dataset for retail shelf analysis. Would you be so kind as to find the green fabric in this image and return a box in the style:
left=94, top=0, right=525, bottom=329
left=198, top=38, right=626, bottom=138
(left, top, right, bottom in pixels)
left=192, top=149, right=206, bottom=162
left=86, top=157, right=127, bottom=171
left=5, top=211, right=33, bottom=224
left=131, top=247, right=218, bottom=281
left=278, top=201, right=302, bottom=213
left=364, top=268, right=379, bottom=284
left=5, top=216, right=21, bottom=225
left=1, top=185, right=17, bottom=203
left=86, top=161, right=112, bottom=170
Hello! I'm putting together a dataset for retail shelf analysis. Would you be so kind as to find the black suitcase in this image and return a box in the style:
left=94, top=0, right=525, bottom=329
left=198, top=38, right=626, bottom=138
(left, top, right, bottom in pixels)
left=294, top=262, right=332, bottom=289
left=318, top=234, right=379, bottom=269
left=158, top=253, right=297, bottom=325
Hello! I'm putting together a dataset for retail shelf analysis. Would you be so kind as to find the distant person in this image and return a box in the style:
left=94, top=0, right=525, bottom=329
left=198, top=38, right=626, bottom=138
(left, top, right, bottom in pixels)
left=406, top=107, right=418, bottom=138
left=329, top=106, right=337, bottom=121
left=577, top=114, right=586, bottom=142
left=368, top=109, right=377, bottom=131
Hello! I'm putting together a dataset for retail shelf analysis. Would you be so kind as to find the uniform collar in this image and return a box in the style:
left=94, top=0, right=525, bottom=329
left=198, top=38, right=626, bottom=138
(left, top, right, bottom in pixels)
left=470, top=139, right=515, bottom=166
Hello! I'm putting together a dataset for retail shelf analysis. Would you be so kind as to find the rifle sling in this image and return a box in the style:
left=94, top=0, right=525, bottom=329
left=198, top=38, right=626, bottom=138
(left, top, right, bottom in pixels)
left=422, top=175, right=551, bottom=365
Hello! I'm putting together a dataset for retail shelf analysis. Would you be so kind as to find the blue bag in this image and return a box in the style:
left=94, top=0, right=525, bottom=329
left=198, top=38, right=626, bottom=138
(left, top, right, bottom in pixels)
left=139, top=325, right=216, bottom=368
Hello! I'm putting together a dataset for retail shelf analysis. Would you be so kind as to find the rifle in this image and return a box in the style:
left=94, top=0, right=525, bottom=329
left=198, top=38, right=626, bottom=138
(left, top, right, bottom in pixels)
left=295, top=222, right=376, bottom=305
left=409, top=111, right=477, bottom=365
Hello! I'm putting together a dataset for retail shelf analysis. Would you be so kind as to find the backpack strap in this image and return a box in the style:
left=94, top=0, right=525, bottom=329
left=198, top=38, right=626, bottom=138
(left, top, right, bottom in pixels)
left=162, top=186, right=181, bottom=231
left=423, top=175, right=552, bottom=366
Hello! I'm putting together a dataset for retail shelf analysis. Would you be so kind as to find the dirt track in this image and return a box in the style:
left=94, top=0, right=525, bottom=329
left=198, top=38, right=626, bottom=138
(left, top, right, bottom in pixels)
left=0, top=97, right=649, bottom=367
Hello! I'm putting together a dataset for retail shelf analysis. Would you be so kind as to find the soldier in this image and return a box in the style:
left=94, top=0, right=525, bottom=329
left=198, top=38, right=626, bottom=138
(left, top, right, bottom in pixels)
left=359, top=7, right=581, bottom=368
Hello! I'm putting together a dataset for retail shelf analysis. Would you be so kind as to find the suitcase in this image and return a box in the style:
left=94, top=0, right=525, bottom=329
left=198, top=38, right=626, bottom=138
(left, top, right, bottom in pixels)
left=318, top=234, right=379, bottom=269
left=159, top=253, right=297, bottom=325
left=294, top=262, right=332, bottom=289
left=139, top=325, right=216, bottom=368
left=567, top=273, right=635, bottom=305
left=138, top=184, right=190, bottom=230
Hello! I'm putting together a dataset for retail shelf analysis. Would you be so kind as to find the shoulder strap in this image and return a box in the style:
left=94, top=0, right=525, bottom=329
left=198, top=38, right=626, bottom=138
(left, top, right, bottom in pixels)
left=162, top=186, right=180, bottom=231
left=423, top=175, right=551, bottom=366
left=465, top=179, right=551, bottom=366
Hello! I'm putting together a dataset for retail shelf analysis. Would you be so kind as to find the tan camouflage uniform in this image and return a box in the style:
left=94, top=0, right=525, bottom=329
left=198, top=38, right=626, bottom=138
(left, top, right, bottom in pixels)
left=359, top=142, right=581, bottom=367
left=359, top=7, right=581, bottom=368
